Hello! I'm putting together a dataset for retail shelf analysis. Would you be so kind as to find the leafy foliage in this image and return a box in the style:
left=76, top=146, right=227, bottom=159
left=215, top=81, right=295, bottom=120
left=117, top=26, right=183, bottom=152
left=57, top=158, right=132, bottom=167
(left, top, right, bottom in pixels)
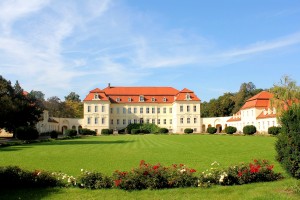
left=50, top=131, right=59, bottom=139
left=101, top=129, right=113, bottom=135
left=243, top=125, right=256, bottom=135
left=184, top=128, right=193, bottom=134
left=126, top=123, right=160, bottom=134
left=65, top=129, right=77, bottom=137
left=225, top=126, right=237, bottom=134
left=207, top=127, right=217, bottom=134
left=78, top=170, right=112, bottom=189
left=15, top=126, right=39, bottom=140
left=276, top=104, right=300, bottom=179
left=159, top=128, right=169, bottom=134
left=80, top=128, right=96, bottom=135
left=131, top=129, right=140, bottom=134
left=268, top=126, right=281, bottom=135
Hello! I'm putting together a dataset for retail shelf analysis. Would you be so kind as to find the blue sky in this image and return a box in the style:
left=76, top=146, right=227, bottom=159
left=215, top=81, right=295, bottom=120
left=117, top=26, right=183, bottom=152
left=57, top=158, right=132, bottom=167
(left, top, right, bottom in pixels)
left=0, top=0, right=300, bottom=102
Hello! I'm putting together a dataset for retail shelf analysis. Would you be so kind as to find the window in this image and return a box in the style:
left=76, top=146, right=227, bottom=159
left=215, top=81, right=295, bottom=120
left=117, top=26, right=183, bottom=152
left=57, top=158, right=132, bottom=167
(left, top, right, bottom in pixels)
left=116, top=97, right=120, bottom=102
left=110, top=108, right=113, bottom=114
left=102, top=106, right=105, bottom=112
left=134, top=107, right=137, bottom=113
left=87, top=117, right=91, bottom=124
left=128, top=108, right=131, bottom=114
left=123, top=108, right=126, bottom=114
left=128, top=119, right=131, bottom=124
left=251, top=110, right=254, bottom=116
left=95, top=117, right=98, bottom=124
left=163, top=107, right=166, bottom=113
left=139, top=95, right=144, bottom=102
left=194, top=118, right=197, bottom=124
left=180, top=118, right=183, bottom=124
left=123, top=119, right=126, bottom=125
left=117, top=107, right=120, bottom=114
left=95, top=106, right=98, bottom=112
left=163, top=119, right=166, bottom=124
left=152, top=107, right=155, bottom=113
left=180, top=105, right=183, bottom=112
left=157, top=108, right=160, bottom=113
left=102, top=118, right=105, bottom=124
left=128, top=97, right=132, bottom=102
left=170, top=119, right=172, bottom=124
left=187, top=106, right=190, bottom=112
left=193, top=106, right=197, bottom=112
left=187, top=118, right=190, bottom=124
left=186, top=93, right=191, bottom=100
left=140, top=107, right=143, bottom=114
left=146, top=119, right=150, bottom=123
left=158, top=119, right=161, bottom=124
left=146, top=108, right=150, bottom=113
left=193, top=128, right=197, bottom=132
left=94, top=94, right=99, bottom=99
left=169, top=108, right=172, bottom=113
left=152, top=119, right=155, bottom=124
left=163, top=97, right=167, bottom=102
left=134, top=119, right=137, bottom=124
left=117, top=119, right=120, bottom=125
left=111, top=119, right=113, bottom=125
left=87, top=106, right=91, bottom=112
left=151, top=97, right=155, bottom=102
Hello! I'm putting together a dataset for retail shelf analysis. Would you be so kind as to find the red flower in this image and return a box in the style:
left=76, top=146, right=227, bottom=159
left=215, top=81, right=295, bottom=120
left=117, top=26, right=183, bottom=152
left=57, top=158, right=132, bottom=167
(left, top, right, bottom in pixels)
left=254, top=159, right=258, bottom=163
left=250, top=164, right=261, bottom=173
left=143, top=171, right=149, bottom=175
left=114, top=179, right=122, bottom=187
left=267, top=165, right=274, bottom=171
left=180, top=164, right=184, bottom=167
left=172, top=164, right=177, bottom=168
left=189, top=169, right=196, bottom=173
left=153, top=165, right=159, bottom=170
left=238, top=171, right=243, bottom=177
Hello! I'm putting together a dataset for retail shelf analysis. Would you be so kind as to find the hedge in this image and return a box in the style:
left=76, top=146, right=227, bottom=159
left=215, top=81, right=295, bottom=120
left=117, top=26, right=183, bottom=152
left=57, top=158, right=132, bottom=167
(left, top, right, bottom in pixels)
left=16, top=126, right=39, bottom=140
left=207, top=127, right=217, bottom=134
left=243, top=125, right=256, bottom=135
left=184, top=128, right=193, bottom=134
left=225, top=126, right=237, bottom=134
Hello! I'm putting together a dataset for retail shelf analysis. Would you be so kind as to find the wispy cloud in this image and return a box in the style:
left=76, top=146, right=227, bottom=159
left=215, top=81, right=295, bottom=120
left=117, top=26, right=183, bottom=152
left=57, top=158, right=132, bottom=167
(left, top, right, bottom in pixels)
left=0, top=0, right=299, bottom=100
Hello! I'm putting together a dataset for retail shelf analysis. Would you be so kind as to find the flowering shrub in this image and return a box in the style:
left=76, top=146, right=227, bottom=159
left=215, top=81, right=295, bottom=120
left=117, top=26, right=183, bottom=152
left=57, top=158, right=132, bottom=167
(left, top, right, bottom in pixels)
left=0, top=166, right=63, bottom=188
left=78, top=169, right=112, bottom=189
left=199, top=159, right=283, bottom=187
left=112, top=160, right=198, bottom=190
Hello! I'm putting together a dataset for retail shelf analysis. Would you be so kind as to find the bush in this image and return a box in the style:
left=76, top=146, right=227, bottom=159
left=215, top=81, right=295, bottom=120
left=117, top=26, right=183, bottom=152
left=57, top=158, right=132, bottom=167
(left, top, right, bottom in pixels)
left=80, top=128, right=97, bottom=136
left=16, top=126, right=39, bottom=140
left=276, top=104, right=300, bottom=179
left=101, top=129, right=113, bottom=135
left=65, top=129, right=77, bottom=137
left=131, top=129, right=140, bottom=134
left=0, top=166, right=63, bottom=188
left=159, top=128, right=169, bottom=134
left=78, top=170, right=112, bottom=189
left=243, top=125, right=256, bottom=135
left=225, top=126, right=237, bottom=134
left=112, top=160, right=198, bottom=190
left=207, top=127, right=217, bottom=134
left=268, top=126, right=281, bottom=135
left=184, top=128, right=193, bottom=134
left=50, top=131, right=59, bottom=139
left=118, top=128, right=125, bottom=134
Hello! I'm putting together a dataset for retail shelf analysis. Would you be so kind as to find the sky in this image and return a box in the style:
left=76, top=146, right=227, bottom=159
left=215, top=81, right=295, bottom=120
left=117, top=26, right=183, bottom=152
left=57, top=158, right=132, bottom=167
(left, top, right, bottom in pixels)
left=0, top=0, right=300, bottom=102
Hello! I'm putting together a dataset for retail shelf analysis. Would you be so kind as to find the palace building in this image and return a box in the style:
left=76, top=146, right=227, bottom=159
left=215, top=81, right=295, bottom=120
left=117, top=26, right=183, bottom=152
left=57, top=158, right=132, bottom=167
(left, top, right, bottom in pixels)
left=82, top=84, right=201, bottom=134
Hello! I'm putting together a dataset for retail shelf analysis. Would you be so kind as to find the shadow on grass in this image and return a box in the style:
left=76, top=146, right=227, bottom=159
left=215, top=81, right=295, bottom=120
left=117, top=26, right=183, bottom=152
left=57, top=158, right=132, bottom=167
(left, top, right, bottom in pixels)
left=33, top=139, right=135, bottom=146
left=0, top=146, right=32, bottom=152
left=0, top=187, right=62, bottom=200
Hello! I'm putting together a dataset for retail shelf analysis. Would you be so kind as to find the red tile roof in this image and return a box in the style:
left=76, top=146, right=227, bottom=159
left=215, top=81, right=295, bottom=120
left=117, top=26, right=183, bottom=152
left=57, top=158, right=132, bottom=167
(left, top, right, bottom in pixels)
left=256, top=112, right=277, bottom=119
left=241, top=91, right=273, bottom=110
left=83, top=86, right=200, bottom=103
left=227, top=116, right=241, bottom=122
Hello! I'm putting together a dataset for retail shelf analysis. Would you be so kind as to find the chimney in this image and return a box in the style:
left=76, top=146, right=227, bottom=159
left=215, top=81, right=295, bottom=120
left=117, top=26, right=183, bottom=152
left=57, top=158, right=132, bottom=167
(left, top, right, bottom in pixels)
left=108, top=83, right=111, bottom=88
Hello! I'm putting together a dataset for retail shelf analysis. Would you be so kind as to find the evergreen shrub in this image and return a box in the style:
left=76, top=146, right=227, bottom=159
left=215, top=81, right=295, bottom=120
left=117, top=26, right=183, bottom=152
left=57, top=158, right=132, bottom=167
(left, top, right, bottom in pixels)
left=65, top=129, right=77, bottom=137
left=225, top=126, right=237, bottom=134
left=268, top=126, right=281, bottom=135
left=184, top=128, right=193, bottom=134
left=207, top=127, right=217, bottom=134
left=80, top=128, right=96, bottom=135
left=101, top=129, right=113, bottom=135
left=159, top=128, right=169, bottom=134
left=243, top=125, right=256, bottom=135
left=16, top=126, right=39, bottom=140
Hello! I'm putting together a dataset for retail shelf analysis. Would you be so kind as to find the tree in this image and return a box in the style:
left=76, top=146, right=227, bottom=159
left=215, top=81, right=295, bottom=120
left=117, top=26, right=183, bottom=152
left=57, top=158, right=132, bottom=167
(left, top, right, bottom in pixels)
left=44, top=96, right=63, bottom=117
left=270, top=75, right=300, bottom=116
left=65, top=92, right=81, bottom=102
left=0, top=76, right=43, bottom=136
left=29, top=90, right=45, bottom=101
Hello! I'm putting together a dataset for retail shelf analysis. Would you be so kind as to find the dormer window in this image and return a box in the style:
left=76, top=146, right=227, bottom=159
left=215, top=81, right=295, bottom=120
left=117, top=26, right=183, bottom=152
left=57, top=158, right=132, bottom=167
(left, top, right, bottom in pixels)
left=185, top=93, right=191, bottom=100
left=139, top=95, right=144, bottom=102
left=94, top=93, right=99, bottom=99
left=151, top=97, right=155, bottom=102
left=116, top=97, right=120, bottom=102
left=128, top=97, right=132, bottom=102
left=163, top=97, right=167, bottom=102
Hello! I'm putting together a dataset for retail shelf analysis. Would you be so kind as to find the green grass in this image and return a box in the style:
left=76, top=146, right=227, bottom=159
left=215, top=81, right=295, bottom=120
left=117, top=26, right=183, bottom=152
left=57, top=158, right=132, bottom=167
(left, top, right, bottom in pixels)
left=0, top=134, right=299, bottom=199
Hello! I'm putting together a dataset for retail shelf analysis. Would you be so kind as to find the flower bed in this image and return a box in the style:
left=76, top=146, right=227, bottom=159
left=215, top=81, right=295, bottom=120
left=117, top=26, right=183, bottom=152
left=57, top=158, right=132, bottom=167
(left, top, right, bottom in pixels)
left=0, top=159, right=283, bottom=190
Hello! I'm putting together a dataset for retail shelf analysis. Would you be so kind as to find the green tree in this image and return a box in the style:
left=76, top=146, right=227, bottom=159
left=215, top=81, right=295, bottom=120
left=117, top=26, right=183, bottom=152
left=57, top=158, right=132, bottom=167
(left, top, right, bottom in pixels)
left=0, top=76, right=43, bottom=136
left=65, top=92, right=81, bottom=102
left=270, top=75, right=300, bottom=116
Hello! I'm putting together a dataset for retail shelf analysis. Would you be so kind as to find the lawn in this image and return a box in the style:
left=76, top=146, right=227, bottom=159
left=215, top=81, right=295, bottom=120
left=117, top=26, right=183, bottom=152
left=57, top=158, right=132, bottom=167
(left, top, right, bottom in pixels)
left=0, top=134, right=299, bottom=199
